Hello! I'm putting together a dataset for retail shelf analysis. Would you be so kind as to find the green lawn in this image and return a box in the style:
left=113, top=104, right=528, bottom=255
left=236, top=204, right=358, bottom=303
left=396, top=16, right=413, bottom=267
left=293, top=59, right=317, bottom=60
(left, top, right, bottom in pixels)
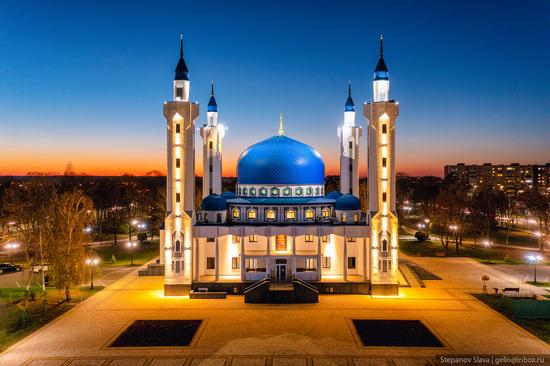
left=475, top=294, right=550, bottom=344
left=399, top=239, right=523, bottom=264
left=0, top=286, right=102, bottom=352
left=526, top=281, right=550, bottom=287
left=90, top=240, right=159, bottom=267
left=491, top=228, right=540, bottom=249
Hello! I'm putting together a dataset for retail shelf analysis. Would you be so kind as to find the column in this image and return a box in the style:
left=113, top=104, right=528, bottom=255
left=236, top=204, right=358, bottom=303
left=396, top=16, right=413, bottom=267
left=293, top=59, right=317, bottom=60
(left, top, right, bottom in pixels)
left=215, top=236, right=219, bottom=281
left=266, top=235, right=271, bottom=279
left=343, top=236, right=348, bottom=282
left=240, top=236, right=245, bottom=282
left=291, top=234, right=296, bottom=280
left=362, top=237, right=367, bottom=281
left=317, top=228, right=322, bottom=281
left=194, top=237, right=199, bottom=281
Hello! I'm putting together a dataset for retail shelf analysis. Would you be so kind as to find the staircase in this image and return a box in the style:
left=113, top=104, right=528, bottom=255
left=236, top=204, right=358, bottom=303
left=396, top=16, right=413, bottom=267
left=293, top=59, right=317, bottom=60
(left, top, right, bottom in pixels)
left=244, top=277, right=319, bottom=303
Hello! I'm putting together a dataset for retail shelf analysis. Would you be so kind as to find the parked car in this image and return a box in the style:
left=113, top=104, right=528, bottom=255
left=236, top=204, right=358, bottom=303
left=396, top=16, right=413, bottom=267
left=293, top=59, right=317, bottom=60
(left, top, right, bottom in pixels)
left=32, top=264, right=49, bottom=273
left=0, top=263, right=23, bottom=273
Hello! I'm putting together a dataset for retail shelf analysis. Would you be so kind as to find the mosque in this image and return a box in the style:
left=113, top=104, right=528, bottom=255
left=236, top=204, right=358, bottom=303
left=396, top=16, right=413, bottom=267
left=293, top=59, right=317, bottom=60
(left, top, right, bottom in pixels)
left=159, top=35, right=400, bottom=299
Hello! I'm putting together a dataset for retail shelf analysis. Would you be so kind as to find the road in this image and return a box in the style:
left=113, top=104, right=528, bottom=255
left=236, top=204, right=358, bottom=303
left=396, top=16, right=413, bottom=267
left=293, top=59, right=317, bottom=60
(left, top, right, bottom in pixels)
left=493, top=263, right=550, bottom=284
left=0, top=266, right=136, bottom=289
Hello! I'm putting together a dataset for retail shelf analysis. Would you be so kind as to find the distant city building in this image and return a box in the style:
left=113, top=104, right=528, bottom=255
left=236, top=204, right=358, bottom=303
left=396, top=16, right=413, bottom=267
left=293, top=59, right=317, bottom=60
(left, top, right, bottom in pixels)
left=444, top=163, right=550, bottom=194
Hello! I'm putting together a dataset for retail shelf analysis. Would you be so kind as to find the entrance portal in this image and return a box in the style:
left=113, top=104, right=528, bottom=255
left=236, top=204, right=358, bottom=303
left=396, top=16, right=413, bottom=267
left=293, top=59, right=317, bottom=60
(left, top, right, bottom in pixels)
left=275, top=259, right=287, bottom=282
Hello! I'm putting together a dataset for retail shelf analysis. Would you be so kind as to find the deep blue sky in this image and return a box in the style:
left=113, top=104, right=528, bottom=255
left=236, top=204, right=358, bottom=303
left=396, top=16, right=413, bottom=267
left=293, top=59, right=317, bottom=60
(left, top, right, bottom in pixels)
left=0, top=0, right=548, bottom=176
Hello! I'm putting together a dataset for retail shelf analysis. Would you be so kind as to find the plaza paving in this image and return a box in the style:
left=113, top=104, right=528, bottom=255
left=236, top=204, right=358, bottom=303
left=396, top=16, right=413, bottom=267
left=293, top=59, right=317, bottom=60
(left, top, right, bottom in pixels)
left=0, top=255, right=548, bottom=366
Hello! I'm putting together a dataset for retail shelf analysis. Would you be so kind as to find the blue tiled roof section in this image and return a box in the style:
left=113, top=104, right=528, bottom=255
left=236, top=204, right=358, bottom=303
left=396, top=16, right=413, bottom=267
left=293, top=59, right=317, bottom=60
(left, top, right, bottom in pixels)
left=237, top=135, right=325, bottom=185
left=326, top=190, right=343, bottom=199
left=207, top=95, right=217, bottom=112
left=345, top=95, right=355, bottom=112
left=335, top=194, right=361, bottom=210
left=226, top=197, right=335, bottom=205
left=201, top=194, right=228, bottom=211
left=221, top=191, right=236, bottom=199
left=374, top=57, right=389, bottom=80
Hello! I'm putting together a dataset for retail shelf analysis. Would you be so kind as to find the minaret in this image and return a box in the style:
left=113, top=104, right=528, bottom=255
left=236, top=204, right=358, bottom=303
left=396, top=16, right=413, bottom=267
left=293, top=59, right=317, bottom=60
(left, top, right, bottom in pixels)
left=161, top=35, right=199, bottom=296
left=200, top=81, right=224, bottom=197
left=337, top=82, right=362, bottom=195
left=364, top=34, right=400, bottom=296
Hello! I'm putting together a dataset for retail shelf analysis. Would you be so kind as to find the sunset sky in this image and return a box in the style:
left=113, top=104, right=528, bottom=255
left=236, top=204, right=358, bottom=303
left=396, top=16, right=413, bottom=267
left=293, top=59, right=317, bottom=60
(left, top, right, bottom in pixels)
left=0, top=0, right=548, bottom=177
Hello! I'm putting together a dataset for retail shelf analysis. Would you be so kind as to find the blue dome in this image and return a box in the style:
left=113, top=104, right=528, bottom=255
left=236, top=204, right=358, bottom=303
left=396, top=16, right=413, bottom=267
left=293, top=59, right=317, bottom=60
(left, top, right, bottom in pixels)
left=201, top=194, right=227, bottom=211
left=326, top=190, right=343, bottom=199
left=237, top=135, right=325, bottom=185
left=221, top=191, right=236, bottom=199
left=335, top=194, right=361, bottom=210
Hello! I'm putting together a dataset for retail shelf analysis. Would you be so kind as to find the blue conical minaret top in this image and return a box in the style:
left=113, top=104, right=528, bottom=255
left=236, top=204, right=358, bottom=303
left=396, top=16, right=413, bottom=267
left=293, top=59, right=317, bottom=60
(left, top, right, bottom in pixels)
left=374, top=34, right=389, bottom=81
left=175, top=34, right=189, bottom=81
left=345, top=81, right=355, bottom=112
left=207, top=80, right=217, bottom=112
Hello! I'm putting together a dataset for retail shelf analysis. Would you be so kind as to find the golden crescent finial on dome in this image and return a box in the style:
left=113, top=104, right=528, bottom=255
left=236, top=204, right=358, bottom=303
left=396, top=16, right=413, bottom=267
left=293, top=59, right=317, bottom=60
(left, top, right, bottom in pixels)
left=279, top=112, right=284, bottom=136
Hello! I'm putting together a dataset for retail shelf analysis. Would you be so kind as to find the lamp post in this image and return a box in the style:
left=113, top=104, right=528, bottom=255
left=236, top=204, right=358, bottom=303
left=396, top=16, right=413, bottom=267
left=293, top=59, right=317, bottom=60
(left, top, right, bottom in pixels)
left=6, top=242, right=19, bottom=257
left=85, top=257, right=100, bottom=289
left=127, top=241, right=138, bottom=266
left=129, top=219, right=139, bottom=242
left=526, top=254, right=542, bottom=284
left=483, top=240, right=493, bottom=264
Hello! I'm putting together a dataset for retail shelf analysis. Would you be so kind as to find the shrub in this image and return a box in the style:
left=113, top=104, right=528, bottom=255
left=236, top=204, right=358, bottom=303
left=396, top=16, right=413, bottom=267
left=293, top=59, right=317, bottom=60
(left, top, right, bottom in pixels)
left=415, top=231, right=429, bottom=242
left=137, top=232, right=148, bottom=243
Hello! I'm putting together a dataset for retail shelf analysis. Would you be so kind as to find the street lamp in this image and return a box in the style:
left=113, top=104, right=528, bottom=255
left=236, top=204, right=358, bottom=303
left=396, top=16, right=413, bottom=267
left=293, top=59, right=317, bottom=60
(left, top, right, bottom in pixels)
left=126, top=241, right=138, bottom=266
left=85, top=257, right=100, bottom=289
left=129, top=219, right=139, bottom=242
left=526, top=254, right=543, bottom=284
left=483, top=240, right=493, bottom=264
left=5, top=242, right=20, bottom=257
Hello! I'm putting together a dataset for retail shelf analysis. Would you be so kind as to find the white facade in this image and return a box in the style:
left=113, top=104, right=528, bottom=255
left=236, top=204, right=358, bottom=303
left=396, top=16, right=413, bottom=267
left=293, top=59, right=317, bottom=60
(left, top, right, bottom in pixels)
left=161, top=35, right=399, bottom=296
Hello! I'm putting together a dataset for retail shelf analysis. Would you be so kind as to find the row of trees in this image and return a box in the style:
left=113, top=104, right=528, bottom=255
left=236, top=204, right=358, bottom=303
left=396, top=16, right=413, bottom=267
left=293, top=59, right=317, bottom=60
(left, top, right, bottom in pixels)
left=397, top=174, right=550, bottom=255
left=0, top=175, right=166, bottom=301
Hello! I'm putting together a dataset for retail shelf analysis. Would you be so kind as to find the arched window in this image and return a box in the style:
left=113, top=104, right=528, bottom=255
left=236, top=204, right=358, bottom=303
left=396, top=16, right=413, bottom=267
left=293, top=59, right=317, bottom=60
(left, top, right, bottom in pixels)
left=295, top=187, right=303, bottom=196
left=341, top=212, right=347, bottom=223
left=286, top=209, right=296, bottom=220
left=382, top=239, right=388, bottom=251
left=175, top=240, right=181, bottom=252
left=315, top=187, right=319, bottom=195
left=266, top=209, right=276, bottom=220
left=306, top=187, right=313, bottom=195
left=217, top=213, right=222, bottom=223
left=247, top=209, right=257, bottom=220
left=242, top=187, right=248, bottom=196
left=232, top=208, right=240, bottom=219
left=322, top=208, right=330, bottom=218
left=305, top=209, right=314, bottom=220
left=250, top=187, right=256, bottom=196
left=204, top=213, right=209, bottom=222
left=353, top=213, right=359, bottom=223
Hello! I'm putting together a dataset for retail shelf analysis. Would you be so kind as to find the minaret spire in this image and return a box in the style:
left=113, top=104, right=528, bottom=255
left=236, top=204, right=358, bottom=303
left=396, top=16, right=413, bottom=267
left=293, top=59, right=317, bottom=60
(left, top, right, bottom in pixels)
left=379, top=33, right=383, bottom=58
left=211, top=80, right=214, bottom=96
left=345, top=81, right=355, bottom=112
left=279, top=112, right=284, bottom=136
left=348, top=80, right=351, bottom=97
left=180, top=33, right=183, bottom=58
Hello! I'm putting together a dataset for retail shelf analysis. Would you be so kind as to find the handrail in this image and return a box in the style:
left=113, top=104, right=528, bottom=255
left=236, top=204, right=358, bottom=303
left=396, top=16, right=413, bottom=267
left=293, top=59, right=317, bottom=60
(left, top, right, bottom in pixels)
left=293, top=277, right=319, bottom=293
left=244, top=277, right=270, bottom=294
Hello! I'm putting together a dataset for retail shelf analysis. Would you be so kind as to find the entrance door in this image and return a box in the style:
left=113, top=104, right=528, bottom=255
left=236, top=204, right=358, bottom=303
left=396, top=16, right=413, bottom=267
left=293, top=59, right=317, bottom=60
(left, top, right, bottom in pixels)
left=275, top=264, right=287, bottom=281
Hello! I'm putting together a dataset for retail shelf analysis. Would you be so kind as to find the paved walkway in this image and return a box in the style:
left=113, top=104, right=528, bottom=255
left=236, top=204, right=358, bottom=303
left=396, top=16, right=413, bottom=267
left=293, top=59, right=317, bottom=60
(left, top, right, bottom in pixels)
left=0, top=257, right=548, bottom=366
